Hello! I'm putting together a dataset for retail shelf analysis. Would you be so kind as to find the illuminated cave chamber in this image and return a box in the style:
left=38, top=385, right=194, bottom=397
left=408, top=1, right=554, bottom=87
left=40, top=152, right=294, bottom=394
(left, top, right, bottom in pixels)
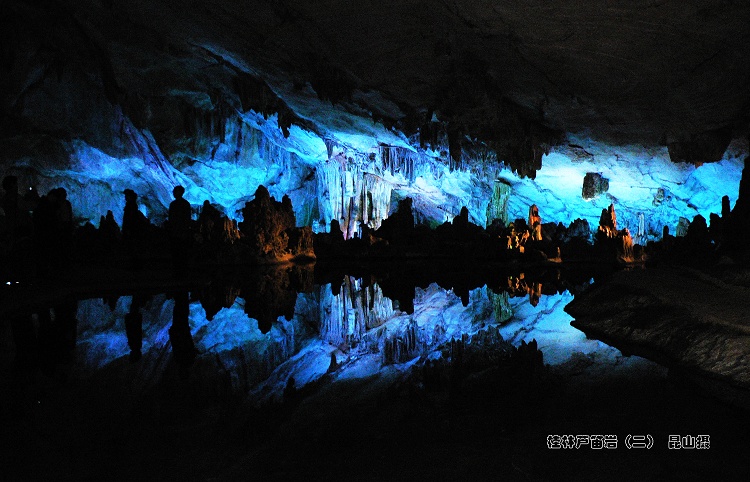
left=3, top=95, right=745, bottom=241
left=2, top=0, right=749, bottom=244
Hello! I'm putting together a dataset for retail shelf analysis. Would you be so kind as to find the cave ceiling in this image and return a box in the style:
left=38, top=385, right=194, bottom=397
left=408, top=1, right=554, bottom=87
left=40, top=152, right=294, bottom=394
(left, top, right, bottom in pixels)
left=3, top=0, right=750, bottom=170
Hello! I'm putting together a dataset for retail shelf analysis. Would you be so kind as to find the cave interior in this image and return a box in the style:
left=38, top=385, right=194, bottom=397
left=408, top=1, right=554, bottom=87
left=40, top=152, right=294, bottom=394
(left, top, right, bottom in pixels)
left=2, top=1, right=750, bottom=480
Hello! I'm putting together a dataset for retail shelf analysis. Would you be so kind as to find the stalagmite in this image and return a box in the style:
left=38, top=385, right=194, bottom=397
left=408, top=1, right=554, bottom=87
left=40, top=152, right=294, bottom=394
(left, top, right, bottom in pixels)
left=528, top=204, right=542, bottom=241
left=487, top=180, right=511, bottom=227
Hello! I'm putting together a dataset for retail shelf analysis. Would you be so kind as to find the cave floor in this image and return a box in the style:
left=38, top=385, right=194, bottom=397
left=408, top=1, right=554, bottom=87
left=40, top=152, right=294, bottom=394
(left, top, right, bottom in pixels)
left=2, top=332, right=748, bottom=481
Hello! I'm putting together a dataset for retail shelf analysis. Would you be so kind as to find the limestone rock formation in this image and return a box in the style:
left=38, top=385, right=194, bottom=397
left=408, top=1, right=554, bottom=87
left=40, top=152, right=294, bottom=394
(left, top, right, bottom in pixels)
left=595, top=203, right=638, bottom=263
left=239, top=185, right=314, bottom=263
left=582, top=173, right=609, bottom=200
left=374, top=197, right=415, bottom=245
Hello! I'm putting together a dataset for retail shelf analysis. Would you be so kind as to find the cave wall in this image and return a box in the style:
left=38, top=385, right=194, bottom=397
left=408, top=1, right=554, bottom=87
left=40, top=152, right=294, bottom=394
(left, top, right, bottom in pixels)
left=2, top=0, right=748, bottom=239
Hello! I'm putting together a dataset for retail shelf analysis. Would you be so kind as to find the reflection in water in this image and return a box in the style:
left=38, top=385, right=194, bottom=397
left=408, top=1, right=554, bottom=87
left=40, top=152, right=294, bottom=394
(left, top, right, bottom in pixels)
left=2, top=266, right=616, bottom=399
left=169, top=291, right=198, bottom=379
left=125, top=295, right=145, bottom=362
left=8, top=300, right=79, bottom=378
left=4, top=265, right=619, bottom=399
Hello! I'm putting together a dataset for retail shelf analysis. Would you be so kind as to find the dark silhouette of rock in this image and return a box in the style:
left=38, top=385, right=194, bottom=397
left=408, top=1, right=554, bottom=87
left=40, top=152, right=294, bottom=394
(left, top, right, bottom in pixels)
left=722, top=195, right=731, bottom=219
left=708, top=212, right=723, bottom=246
left=685, top=214, right=711, bottom=251
left=241, top=266, right=301, bottom=333
left=99, top=210, right=121, bottom=247
left=566, top=218, right=591, bottom=241
left=239, top=185, right=313, bottom=262
left=723, top=156, right=750, bottom=255
left=512, top=339, right=544, bottom=375
left=197, top=281, right=240, bottom=321
left=198, top=200, right=222, bottom=244
left=374, top=197, right=414, bottom=245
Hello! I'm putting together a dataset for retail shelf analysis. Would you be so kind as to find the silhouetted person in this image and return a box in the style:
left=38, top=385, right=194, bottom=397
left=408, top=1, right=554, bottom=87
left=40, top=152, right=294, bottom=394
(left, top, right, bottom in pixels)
left=99, top=209, right=121, bottom=251
left=169, top=291, right=197, bottom=379
left=198, top=200, right=220, bottom=243
left=167, top=186, right=192, bottom=274
left=330, top=219, right=344, bottom=243
left=122, top=189, right=150, bottom=269
left=125, top=295, right=145, bottom=362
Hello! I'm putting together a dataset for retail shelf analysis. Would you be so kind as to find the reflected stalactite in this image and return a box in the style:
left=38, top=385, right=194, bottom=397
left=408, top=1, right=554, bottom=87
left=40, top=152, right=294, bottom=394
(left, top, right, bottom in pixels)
left=319, top=276, right=395, bottom=347
left=382, top=319, right=421, bottom=365
left=489, top=290, right=513, bottom=325
left=16, top=264, right=593, bottom=401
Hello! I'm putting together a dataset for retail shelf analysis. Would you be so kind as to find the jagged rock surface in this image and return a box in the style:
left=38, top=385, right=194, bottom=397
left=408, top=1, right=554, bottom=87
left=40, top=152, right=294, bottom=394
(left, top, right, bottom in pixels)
left=565, top=268, right=750, bottom=405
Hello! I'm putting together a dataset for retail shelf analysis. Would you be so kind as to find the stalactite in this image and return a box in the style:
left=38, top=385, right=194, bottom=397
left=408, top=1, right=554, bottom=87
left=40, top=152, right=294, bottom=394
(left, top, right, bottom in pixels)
left=324, top=138, right=336, bottom=159
left=234, top=117, right=243, bottom=159
left=378, top=145, right=416, bottom=183
left=317, top=160, right=343, bottom=228
left=364, top=173, right=391, bottom=231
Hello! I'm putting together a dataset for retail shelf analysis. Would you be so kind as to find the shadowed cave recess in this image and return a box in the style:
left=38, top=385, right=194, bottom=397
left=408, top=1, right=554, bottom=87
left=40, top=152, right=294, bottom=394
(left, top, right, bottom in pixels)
left=3, top=1, right=750, bottom=480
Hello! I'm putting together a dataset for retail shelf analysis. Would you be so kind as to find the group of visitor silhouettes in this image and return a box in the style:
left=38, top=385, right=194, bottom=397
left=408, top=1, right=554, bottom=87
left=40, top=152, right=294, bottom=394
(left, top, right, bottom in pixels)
left=1, top=174, right=212, bottom=278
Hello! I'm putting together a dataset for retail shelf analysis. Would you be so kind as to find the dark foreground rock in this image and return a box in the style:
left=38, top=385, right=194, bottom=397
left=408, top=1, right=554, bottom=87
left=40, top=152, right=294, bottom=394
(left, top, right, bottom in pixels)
left=565, top=267, right=750, bottom=407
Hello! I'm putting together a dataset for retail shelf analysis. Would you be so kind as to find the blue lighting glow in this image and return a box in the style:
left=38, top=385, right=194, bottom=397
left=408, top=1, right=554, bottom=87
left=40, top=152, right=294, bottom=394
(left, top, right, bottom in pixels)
left=5, top=92, right=743, bottom=238
left=69, top=281, right=635, bottom=400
